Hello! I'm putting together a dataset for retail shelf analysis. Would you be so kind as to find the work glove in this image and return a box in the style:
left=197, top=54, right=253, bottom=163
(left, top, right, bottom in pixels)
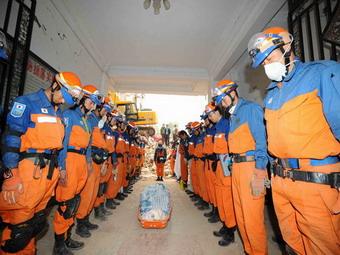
left=331, top=190, right=340, bottom=214
left=58, top=169, right=67, bottom=186
left=250, top=169, right=270, bottom=199
left=112, top=166, right=118, bottom=176
left=2, top=169, right=24, bottom=204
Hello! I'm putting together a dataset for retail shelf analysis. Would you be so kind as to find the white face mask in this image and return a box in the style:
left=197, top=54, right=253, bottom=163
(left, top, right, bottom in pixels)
left=264, top=62, right=287, bottom=82
left=264, top=36, right=294, bottom=82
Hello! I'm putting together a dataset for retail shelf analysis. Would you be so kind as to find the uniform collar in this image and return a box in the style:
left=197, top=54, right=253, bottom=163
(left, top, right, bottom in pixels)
left=266, top=59, right=301, bottom=90
left=75, top=106, right=86, bottom=117
left=231, top=97, right=245, bottom=116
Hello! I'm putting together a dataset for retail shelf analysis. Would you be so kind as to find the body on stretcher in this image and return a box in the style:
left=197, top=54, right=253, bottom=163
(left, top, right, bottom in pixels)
left=138, top=183, right=172, bottom=229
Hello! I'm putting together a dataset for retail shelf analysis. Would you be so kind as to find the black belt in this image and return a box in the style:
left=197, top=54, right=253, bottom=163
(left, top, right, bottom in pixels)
left=20, top=151, right=58, bottom=180
left=233, top=154, right=255, bottom=163
left=67, top=149, right=86, bottom=155
left=193, top=156, right=205, bottom=161
left=205, top=154, right=217, bottom=161
left=273, top=163, right=340, bottom=189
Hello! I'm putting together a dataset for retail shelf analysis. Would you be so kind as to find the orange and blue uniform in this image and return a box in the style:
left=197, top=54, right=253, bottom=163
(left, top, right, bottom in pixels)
left=154, top=146, right=167, bottom=177
left=122, top=132, right=130, bottom=188
left=128, top=140, right=138, bottom=177
left=188, top=135, right=198, bottom=193
left=169, top=148, right=176, bottom=176
left=264, top=60, right=340, bottom=254
left=229, top=98, right=268, bottom=255
left=105, top=129, right=120, bottom=201
left=113, top=131, right=127, bottom=196
left=0, top=89, right=64, bottom=254
left=53, top=107, right=92, bottom=237
left=179, top=138, right=189, bottom=183
left=76, top=112, right=106, bottom=221
left=193, top=132, right=209, bottom=203
left=213, top=117, right=236, bottom=229
left=93, top=121, right=111, bottom=211
left=203, top=125, right=217, bottom=207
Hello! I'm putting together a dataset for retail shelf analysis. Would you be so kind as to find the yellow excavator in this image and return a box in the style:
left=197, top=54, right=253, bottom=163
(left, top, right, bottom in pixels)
left=108, top=91, right=157, bottom=136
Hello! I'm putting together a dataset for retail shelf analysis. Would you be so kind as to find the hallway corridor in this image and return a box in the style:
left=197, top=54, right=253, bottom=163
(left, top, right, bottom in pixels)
left=37, top=167, right=281, bottom=255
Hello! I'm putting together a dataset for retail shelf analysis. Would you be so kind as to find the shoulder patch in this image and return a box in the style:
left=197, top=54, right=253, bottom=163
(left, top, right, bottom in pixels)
left=10, top=102, right=26, bottom=118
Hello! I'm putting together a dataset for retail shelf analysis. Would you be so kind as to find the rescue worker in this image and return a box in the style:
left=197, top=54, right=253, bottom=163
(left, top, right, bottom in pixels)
left=154, top=141, right=167, bottom=181
left=127, top=122, right=138, bottom=183
left=113, top=115, right=129, bottom=201
left=53, top=83, right=100, bottom=255
left=0, top=72, right=82, bottom=255
left=104, top=111, right=121, bottom=209
left=201, top=103, right=219, bottom=222
left=178, top=130, right=189, bottom=189
left=248, top=26, right=340, bottom=254
left=208, top=97, right=236, bottom=247
left=213, top=79, right=269, bottom=254
left=92, top=96, right=113, bottom=221
left=76, top=91, right=111, bottom=238
left=191, top=122, right=209, bottom=211
left=168, top=142, right=177, bottom=177
left=187, top=123, right=198, bottom=200
left=121, top=122, right=131, bottom=195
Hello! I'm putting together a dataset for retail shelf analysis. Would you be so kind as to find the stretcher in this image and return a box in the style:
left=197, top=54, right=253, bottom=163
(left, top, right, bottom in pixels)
left=138, top=183, right=172, bottom=229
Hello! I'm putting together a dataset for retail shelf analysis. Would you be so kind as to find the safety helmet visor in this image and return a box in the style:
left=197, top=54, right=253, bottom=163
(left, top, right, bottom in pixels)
left=248, top=32, right=283, bottom=68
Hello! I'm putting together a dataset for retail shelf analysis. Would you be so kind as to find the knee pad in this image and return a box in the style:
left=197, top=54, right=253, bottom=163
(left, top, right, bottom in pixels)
left=57, top=194, right=81, bottom=219
left=1, top=220, right=34, bottom=253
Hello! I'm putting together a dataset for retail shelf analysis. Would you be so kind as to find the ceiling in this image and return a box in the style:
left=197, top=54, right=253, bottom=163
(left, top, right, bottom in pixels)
left=54, top=0, right=284, bottom=95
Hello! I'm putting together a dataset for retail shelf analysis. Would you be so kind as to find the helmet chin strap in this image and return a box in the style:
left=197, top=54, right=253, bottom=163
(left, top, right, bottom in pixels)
left=80, top=100, right=91, bottom=115
left=50, top=83, right=60, bottom=107
left=225, top=93, right=235, bottom=111
left=279, top=38, right=293, bottom=76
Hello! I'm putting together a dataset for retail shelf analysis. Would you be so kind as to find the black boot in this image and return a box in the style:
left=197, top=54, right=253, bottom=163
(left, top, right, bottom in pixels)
left=208, top=209, right=220, bottom=223
left=116, top=193, right=125, bottom=201
left=198, top=201, right=210, bottom=210
left=204, top=206, right=215, bottom=217
left=194, top=198, right=203, bottom=207
left=84, top=215, right=98, bottom=230
left=218, top=227, right=235, bottom=246
left=105, top=199, right=117, bottom=210
left=101, top=203, right=113, bottom=216
left=94, top=206, right=107, bottom=221
left=112, top=199, right=120, bottom=206
left=160, top=177, right=163, bottom=181
left=53, top=233, right=73, bottom=255
left=65, top=230, right=84, bottom=250
left=124, top=187, right=132, bottom=194
left=185, top=189, right=193, bottom=194
left=191, top=195, right=199, bottom=201
left=156, top=177, right=160, bottom=181
left=76, top=218, right=91, bottom=238
left=213, top=224, right=228, bottom=237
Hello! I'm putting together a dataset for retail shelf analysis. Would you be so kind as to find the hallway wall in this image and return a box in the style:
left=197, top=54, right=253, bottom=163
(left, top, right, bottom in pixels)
left=0, top=0, right=114, bottom=91
left=220, top=2, right=289, bottom=105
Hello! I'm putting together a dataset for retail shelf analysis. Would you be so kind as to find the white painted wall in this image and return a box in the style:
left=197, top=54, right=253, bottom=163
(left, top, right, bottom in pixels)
left=0, top=0, right=114, bottom=91
left=219, top=2, right=289, bottom=105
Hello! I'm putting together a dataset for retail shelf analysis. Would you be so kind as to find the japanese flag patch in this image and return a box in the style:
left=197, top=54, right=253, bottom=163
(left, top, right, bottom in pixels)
left=10, top=102, right=26, bottom=118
